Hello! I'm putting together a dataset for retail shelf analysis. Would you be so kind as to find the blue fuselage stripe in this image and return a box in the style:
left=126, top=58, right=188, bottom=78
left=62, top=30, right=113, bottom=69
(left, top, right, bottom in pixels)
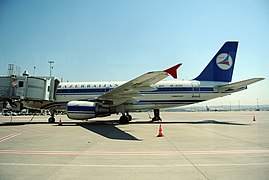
left=67, top=106, right=95, bottom=112
left=138, top=100, right=204, bottom=104
left=68, top=111, right=95, bottom=114
left=56, top=87, right=214, bottom=95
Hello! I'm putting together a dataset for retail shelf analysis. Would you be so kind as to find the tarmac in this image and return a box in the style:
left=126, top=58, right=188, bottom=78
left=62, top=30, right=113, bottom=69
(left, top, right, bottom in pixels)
left=0, top=111, right=269, bottom=180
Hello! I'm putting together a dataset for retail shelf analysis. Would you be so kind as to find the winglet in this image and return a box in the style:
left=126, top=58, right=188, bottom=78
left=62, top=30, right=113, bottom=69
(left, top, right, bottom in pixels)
left=164, top=64, right=182, bottom=79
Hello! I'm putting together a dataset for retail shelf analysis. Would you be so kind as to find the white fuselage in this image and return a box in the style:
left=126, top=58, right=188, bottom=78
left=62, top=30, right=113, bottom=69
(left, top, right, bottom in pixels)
left=23, top=80, right=228, bottom=112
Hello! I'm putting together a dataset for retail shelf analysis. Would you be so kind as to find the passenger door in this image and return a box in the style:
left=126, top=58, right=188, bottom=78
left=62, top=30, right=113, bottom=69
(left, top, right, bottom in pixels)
left=191, top=82, right=200, bottom=97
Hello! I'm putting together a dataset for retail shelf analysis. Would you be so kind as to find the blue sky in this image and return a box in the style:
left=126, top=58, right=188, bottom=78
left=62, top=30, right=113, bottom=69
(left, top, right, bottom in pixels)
left=0, top=0, right=268, bottom=105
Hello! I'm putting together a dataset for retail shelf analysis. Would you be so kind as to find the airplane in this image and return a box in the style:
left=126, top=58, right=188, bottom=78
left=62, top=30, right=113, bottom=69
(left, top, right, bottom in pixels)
left=22, top=41, right=264, bottom=124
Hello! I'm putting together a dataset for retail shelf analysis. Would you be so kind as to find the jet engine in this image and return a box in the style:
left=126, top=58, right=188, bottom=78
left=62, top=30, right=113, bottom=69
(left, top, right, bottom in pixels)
left=67, top=101, right=111, bottom=120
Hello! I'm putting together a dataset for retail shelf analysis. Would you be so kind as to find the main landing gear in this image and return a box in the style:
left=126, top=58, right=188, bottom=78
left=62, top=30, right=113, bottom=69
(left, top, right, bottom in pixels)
left=48, top=110, right=56, bottom=123
left=119, top=113, right=132, bottom=124
left=152, top=109, right=162, bottom=122
left=119, top=109, right=161, bottom=124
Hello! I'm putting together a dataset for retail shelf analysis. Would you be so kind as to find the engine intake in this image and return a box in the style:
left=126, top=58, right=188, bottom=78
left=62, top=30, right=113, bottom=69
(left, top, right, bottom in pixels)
left=67, top=101, right=111, bottom=120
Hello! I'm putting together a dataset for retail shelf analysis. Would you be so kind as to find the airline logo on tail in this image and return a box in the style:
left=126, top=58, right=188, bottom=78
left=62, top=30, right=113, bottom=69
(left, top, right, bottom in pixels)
left=216, top=53, right=233, bottom=70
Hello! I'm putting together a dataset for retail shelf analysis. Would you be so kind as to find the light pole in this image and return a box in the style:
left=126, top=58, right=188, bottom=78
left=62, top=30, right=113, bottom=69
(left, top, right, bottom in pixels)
left=48, top=61, right=54, bottom=77
left=33, top=66, right=36, bottom=76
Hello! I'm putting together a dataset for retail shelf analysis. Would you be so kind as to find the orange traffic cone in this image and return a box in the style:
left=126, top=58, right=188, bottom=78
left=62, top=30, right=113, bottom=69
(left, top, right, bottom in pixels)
left=253, top=116, right=256, bottom=122
left=157, top=124, right=164, bottom=137
left=58, top=118, right=62, bottom=126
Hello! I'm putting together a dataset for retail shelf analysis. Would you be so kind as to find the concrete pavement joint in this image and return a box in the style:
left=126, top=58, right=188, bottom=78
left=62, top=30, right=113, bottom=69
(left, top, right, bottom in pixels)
left=1, top=149, right=269, bottom=155
left=1, top=162, right=269, bottom=167
left=195, top=126, right=269, bottom=149
left=165, top=137, right=210, bottom=180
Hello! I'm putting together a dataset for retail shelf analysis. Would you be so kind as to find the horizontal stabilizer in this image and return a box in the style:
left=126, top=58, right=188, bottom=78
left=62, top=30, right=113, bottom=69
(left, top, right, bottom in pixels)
left=216, top=78, right=265, bottom=93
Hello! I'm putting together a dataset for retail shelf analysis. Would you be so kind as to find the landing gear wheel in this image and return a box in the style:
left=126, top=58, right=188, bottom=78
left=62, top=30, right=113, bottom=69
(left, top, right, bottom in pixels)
left=119, top=115, right=129, bottom=124
left=127, top=114, right=132, bottom=121
left=48, top=117, right=55, bottom=123
left=48, top=110, right=56, bottom=123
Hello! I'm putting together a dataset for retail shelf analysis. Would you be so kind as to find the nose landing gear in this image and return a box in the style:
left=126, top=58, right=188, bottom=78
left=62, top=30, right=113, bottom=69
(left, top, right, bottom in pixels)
left=48, top=110, right=55, bottom=123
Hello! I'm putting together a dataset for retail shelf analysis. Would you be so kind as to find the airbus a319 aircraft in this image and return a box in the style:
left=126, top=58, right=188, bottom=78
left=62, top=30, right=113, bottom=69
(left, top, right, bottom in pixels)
left=23, top=41, right=264, bottom=124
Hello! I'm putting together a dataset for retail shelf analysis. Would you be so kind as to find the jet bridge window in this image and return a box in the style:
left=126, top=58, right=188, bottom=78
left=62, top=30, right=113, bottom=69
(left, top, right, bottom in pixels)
left=18, top=81, right=24, bottom=87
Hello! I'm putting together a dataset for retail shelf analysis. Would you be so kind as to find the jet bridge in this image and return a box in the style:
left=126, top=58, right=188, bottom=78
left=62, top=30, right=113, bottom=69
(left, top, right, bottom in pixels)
left=0, top=75, right=60, bottom=111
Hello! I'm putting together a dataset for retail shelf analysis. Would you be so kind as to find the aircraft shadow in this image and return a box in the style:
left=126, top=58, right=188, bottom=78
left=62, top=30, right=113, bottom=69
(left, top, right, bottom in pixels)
left=75, top=121, right=140, bottom=141
left=131, top=119, right=249, bottom=126
left=0, top=121, right=140, bottom=141
left=0, top=119, right=248, bottom=141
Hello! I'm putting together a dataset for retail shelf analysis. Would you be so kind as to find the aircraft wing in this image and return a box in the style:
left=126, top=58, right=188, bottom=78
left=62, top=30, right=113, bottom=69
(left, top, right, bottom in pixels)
left=217, top=78, right=265, bottom=93
left=98, top=64, right=181, bottom=105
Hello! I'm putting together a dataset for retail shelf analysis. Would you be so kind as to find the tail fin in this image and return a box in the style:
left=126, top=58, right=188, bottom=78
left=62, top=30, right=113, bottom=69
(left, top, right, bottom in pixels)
left=194, top=41, right=238, bottom=82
